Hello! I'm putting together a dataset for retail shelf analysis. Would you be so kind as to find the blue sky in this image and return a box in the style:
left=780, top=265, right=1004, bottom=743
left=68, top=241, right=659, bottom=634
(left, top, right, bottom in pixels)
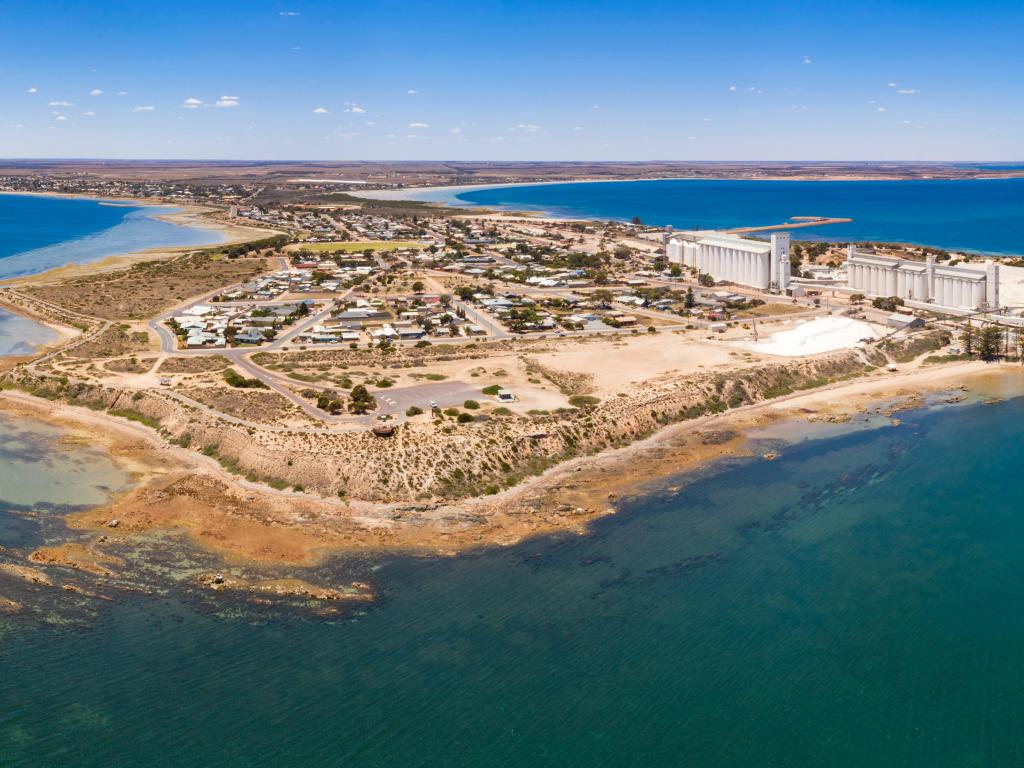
left=1, top=0, right=1021, bottom=160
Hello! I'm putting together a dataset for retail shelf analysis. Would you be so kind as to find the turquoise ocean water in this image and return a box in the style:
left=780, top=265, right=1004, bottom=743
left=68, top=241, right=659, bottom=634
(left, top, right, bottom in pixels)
left=447, top=178, right=1024, bottom=255
left=0, top=194, right=224, bottom=280
left=4, top=381, right=1024, bottom=766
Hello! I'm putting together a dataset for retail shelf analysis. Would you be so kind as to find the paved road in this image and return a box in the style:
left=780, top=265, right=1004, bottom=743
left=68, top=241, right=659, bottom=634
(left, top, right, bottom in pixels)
left=136, top=260, right=840, bottom=431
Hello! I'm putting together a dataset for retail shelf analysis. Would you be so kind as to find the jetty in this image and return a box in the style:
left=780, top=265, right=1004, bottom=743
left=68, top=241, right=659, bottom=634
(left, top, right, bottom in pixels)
left=725, top=216, right=852, bottom=234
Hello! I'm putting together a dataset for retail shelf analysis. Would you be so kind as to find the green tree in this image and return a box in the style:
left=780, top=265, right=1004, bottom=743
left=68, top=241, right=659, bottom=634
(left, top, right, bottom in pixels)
left=961, top=320, right=975, bottom=356
left=871, top=296, right=904, bottom=312
left=978, top=325, right=1003, bottom=360
left=348, top=384, right=376, bottom=414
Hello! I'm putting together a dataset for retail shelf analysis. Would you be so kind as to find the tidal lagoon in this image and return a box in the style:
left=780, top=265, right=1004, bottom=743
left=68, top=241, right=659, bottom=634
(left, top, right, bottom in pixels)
left=3, top=384, right=1024, bottom=766
left=0, top=308, right=57, bottom=357
left=0, top=194, right=225, bottom=280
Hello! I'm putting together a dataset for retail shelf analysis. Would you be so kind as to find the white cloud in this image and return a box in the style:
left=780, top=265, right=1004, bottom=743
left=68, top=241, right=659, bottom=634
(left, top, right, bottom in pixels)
left=877, top=106, right=888, bottom=112
left=802, top=56, right=812, bottom=64
left=688, top=135, right=696, bottom=140
left=89, top=89, right=103, bottom=96
left=728, top=85, right=737, bottom=92
left=345, top=104, right=366, bottom=113
left=116, top=91, right=128, bottom=96
left=887, top=82, right=898, bottom=87
left=215, top=95, right=240, bottom=108
left=279, top=10, right=300, bottom=15
left=903, top=120, right=912, bottom=124
left=55, top=115, right=67, bottom=121
left=571, top=126, right=583, bottom=131
left=451, top=126, right=462, bottom=134
left=26, top=87, right=37, bottom=94
left=405, top=134, right=418, bottom=139
left=82, top=111, right=96, bottom=116
left=132, top=105, right=155, bottom=112
left=896, top=88, right=919, bottom=95
left=48, top=100, right=74, bottom=107
left=365, top=121, right=376, bottom=126
left=409, top=122, right=430, bottom=128
left=312, top=107, right=330, bottom=114
left=510, top=123, right=540, bottom=133
left=703, top=117, right=713, bottom=121
left=407, top=89, right=418, bottom=95
left=183, top=97, right=203, bottom=109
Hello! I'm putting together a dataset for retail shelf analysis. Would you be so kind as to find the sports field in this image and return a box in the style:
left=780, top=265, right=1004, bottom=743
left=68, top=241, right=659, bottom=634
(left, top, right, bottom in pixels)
left=295, top=241, right=426, bottom=253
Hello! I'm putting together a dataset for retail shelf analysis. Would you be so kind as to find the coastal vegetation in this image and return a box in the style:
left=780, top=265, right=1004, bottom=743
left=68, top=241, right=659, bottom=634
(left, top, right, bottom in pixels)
left=223, top=368, right=269, bottom=389
left=20, top=249, right=268, bottom=320
left=2, top=345, right=894, bottom=504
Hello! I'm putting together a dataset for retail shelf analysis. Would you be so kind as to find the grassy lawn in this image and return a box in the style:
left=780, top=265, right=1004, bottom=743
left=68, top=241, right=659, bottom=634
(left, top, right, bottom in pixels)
left=297, top=241, right=426, bottom=253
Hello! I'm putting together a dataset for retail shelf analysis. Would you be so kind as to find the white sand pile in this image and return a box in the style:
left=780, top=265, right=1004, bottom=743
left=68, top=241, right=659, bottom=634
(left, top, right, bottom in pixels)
left=737, top=316, right=879, bottom=357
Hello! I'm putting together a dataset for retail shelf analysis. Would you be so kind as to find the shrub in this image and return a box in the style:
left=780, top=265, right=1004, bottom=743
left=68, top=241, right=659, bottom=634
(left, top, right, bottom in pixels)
left=456, top=413, right=475, bottom=424
left=223, top=368, right=268, bottom=389
left=463, top=399, right=480, bottom=409
left=481, top=384, right=501, bottom=395
left=568, top=395, right=600, bottom=408
left=406, top=405, right=424, bottom=416
left=872, top=295, right=905, bottom=312
left=348, top=384, right=376, bottom=414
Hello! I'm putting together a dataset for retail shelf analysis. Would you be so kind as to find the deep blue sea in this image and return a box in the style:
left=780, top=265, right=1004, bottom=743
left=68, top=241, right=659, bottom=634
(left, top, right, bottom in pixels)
left=451, top=178, right=1024, bottom=255
left=4, top=377, right=1024, bottom=766
left=0, top=194, right=224, bottom=280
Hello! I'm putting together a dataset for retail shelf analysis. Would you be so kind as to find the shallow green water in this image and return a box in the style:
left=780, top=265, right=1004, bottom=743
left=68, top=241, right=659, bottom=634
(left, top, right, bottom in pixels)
left=3, top=393, right=1024, bottom=766
left=0, top=417, right=129, bottom=511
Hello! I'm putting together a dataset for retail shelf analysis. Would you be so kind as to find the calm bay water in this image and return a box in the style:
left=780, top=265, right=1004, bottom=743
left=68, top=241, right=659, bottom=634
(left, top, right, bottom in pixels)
left=0, top=194, right=224, bottom=280
left=452, top=178, right=1024, bottom=255
left=3, top=381, right=1024, bottom=766
left=0, top=308, right=57, bottom=356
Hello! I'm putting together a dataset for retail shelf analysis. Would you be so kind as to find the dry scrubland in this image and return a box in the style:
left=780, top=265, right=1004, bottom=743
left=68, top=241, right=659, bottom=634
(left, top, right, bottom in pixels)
left=7, top=337, right=916, bottom=502
left=20, top=251, right=269, bottom=320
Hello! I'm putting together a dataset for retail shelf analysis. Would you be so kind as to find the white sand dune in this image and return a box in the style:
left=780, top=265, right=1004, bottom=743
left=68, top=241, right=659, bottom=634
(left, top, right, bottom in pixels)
left=737, top=316, right=879, bottom=357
